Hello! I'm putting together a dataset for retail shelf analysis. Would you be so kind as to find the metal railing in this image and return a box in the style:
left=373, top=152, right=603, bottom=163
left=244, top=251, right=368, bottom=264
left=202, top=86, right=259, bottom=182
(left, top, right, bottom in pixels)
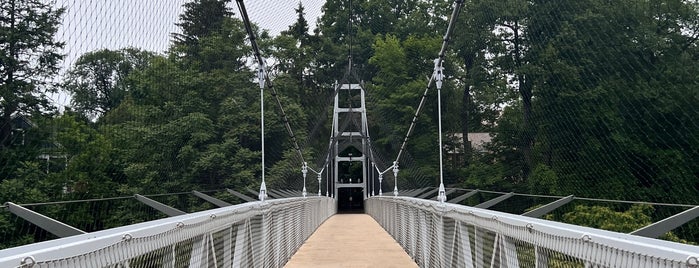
left=367, top=196, right=699, bottom=268
left=0, top=197, right=336, bottom=268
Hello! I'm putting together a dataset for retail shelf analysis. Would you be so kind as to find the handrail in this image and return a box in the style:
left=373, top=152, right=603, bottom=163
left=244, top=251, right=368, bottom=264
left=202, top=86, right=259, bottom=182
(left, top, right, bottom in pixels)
left=367, top=196, right=699, bottom=267
left=0, top=197, right=336, bottom=268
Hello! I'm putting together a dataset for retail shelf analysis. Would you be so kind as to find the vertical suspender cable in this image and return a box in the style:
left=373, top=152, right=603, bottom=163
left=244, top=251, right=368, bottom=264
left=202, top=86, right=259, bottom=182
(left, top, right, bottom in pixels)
left=236, top=0, right=306, bottom=163
left=392, top=0, right=463, bottom=201
left=237, top=0, right=313, bottom=198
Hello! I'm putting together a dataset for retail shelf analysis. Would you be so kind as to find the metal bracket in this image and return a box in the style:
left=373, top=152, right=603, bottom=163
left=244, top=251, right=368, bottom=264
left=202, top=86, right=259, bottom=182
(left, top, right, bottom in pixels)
left=433, top=58, right=444, bottom=89
left=5, top=202, right=86, bottom=238
left=134, top=194, right=186, bottom=217
left=257, top=61, right=266, bottom=89
left=631, top=206, right=699, bottom=238
left=416, top=188, right=439, bottom=199
left=447, top=190, right=480, bottom=204
left=403, top=187, right=429, bottom=197
left=475, top=192, right=515, bottom=209
left=226, top=189, right=256, bottom=202
left=521, top=195, right=574, bottom=218
left=266, top=190, right=286, bottom=199
left=192, top=191, right=232, bottom=207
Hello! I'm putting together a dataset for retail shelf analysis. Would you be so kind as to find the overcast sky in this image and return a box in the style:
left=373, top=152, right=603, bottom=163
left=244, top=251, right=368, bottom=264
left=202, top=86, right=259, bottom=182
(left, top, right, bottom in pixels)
left=50, top=0, right=325, bottom=109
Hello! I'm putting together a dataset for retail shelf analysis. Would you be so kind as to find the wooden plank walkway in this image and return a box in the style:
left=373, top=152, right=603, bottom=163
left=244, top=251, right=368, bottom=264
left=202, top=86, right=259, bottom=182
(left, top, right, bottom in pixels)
left=285, top=214, right=418, bottom=268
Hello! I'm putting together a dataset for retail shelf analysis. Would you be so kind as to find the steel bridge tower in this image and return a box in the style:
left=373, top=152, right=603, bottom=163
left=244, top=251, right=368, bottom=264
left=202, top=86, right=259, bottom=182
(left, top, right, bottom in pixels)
left=330, top=82, right=372, bottom=211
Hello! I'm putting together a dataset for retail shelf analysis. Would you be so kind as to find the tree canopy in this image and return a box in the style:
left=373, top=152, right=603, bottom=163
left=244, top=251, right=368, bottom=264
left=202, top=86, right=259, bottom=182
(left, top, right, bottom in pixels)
left=0, top=0, right=697, bottom=246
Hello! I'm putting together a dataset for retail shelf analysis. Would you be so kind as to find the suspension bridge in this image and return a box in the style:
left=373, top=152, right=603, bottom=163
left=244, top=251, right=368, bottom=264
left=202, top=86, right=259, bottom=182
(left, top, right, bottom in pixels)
left=1, top=0, right=698, bottom=267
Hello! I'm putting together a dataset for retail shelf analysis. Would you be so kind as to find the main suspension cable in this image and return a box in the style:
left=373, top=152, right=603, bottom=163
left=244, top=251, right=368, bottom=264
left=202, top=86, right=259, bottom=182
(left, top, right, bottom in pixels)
left=236, top=0, right=312, bottom=199
left=236, top=0, right=306, bottom=164
left=395, top=0, right=463, bottom=164
left=391, top=0, right=464, bottom=201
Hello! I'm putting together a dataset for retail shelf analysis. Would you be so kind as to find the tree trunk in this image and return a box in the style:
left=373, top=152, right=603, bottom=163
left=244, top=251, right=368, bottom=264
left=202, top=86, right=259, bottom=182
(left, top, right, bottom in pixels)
left=0, top=112, right=13, bottom=148
left=520, top=78, right=534, bottom=178
left=461, top=53, right=475, bottom=168
left=514, top=20, right=534, bottom=178
left=1, top=0, right=17, bottom=148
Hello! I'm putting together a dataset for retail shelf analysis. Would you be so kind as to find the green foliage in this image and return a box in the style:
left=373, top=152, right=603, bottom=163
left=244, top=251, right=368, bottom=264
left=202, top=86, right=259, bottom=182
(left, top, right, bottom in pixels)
left=1, top=0, right=698, bottom=247
left=0, top=0, right=64, bottom=148
left=462, top=161, right=508, bottom=190
left=559, top=205, right=653, bottom=233
left=65, top=48, right=156, bottom=120
left=528, top=164, right=559, bottom=195
left=172, top=0, right=233, bottom=62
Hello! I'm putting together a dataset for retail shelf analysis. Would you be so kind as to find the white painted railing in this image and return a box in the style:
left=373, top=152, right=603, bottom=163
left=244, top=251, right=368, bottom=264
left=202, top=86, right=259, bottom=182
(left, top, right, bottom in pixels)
left=367, top=196, right=699, bottom=268
left=0, top=197, right=336, bottom=268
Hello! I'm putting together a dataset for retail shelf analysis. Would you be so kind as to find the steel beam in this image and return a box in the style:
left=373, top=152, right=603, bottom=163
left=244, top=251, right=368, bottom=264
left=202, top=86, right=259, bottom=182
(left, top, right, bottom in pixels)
left=134, top=194, right=186, bottom=217
left=279, top=189, right=300, bottom=197
left=5, top=202, right=86, bottom=238
left=631, top=206, right=699, bottom=238
left=245, top=188, right=258, bottom=196
left=474, top=192, right=514, bottom=209
left=416, top=188, right=439, bottom=199
left=522, top=195, right=574, bottom=218
left=266, top=189, right=286, bottom=199
left=398, top=188, right=417, bottom=197
left=192, top=191, right=232, bottom=207
left=226, top=189, right=256, bottom=202
left=448, top=190, right=480, bottom=204
left=407, top=187, right=429, bottom=197
left=406, top=188, right=422, bottom=197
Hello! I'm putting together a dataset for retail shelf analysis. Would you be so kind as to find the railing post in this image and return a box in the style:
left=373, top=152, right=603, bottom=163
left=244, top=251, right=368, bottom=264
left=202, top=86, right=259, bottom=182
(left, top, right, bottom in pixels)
left=317, top=173, right=322, bottom=196
left=392, top=162, right=399, bottom=196
left=301, top=162, right=308, bottom=198
left=378, top=173, right=383, bottom=196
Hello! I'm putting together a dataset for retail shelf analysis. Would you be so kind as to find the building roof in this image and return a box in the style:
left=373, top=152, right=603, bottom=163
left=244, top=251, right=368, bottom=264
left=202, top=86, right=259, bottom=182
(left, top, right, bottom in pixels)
left=447, top=133, right=492, bottom=153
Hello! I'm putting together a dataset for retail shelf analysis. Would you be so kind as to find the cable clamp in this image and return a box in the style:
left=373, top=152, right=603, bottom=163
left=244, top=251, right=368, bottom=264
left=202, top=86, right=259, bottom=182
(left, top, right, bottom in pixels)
left=433, top=58, right=444, bottom=89
left=257, top=60, right=266, bottom=89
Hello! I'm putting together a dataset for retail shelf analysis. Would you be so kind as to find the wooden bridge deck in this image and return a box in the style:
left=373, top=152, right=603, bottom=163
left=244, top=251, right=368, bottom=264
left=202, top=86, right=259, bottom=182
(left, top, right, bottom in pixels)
left=285, top=214, right=418, bottom=268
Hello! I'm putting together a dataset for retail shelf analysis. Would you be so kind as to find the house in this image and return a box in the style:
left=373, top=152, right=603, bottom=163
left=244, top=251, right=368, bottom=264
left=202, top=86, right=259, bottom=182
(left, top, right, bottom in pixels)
left=446, top=132, right=492, bottom=153
left=11, top=114, right=67, bottom=173
left=10, top=114, right=36, bottom=146
left=445, top=132, right=493, bottom=167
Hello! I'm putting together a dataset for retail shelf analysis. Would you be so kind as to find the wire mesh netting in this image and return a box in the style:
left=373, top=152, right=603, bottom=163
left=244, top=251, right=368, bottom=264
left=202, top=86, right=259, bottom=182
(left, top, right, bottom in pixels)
left=0, top=0, right=698, bottom=260
left=367, top=197, right=697, bottom=268
left=5, top=197, right=334, bottom=268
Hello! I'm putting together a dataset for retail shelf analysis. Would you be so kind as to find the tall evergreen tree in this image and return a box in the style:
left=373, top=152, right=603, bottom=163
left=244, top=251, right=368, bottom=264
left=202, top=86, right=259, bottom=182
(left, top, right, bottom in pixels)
left=0, top=0, right=64, bottom=148
left=172, top=0, right=232, bottom=64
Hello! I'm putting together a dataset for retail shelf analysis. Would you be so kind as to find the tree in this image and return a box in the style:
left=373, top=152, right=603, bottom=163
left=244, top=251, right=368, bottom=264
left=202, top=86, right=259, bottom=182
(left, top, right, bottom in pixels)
left=65, top=48, right=155, bottom=120
left=172, top=0, right=233, bottom=67
left=0, top=0, right=64, bottom=148
left=527, top=0, right=699, bottom=201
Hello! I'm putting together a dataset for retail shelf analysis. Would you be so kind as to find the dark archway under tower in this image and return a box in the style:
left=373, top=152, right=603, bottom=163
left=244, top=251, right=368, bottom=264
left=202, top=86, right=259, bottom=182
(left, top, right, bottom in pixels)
left=337, top=187, right=364, bottom=213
